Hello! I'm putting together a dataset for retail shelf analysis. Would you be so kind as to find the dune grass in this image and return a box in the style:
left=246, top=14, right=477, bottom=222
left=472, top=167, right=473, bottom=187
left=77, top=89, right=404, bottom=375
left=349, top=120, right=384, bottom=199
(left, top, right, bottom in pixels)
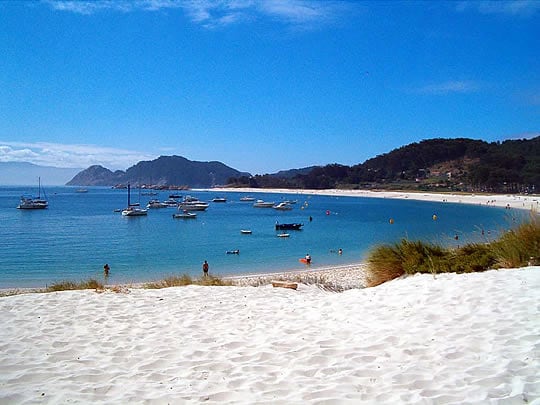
left=46, top=279, right=104, bottom=292
left=365, top=214, right=539, bottom=287
left=144, top=274, right=233, bottom=289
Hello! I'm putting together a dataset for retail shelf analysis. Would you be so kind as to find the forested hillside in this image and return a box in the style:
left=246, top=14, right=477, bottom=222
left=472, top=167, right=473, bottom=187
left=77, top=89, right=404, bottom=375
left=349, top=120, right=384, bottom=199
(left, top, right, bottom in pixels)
left=228, top=137, right=540, bottom=193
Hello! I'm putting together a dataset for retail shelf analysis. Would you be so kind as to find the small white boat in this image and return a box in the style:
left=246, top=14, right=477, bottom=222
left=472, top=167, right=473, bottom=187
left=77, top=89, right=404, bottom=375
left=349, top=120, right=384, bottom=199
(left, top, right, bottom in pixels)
left=122, top=206, right=148, bottom=216
left=178, top=201, right=209, bottom=211
left=273, top=202, right=293, bottom=211
left=240, top=196, right=255, bottom=202
left=146, top=199, right=168, bottom=209
left=253, top=200, right=275, bottom=208
left=277, top=233, right=290, bottom=238
left=240, top=229, right=252, bottom=234
left=172, top=211, right=197, bottom=219
left=17, top=196, right=48, bottom=209
left=75, top=188, right=88, bottom=193
left=17, top=177, right=48, bottom=209
left=121, top=183, right=148, bottom=216
left=212, top=197, right=227, bottom=202
left=163, top=198, right=179, bottom=207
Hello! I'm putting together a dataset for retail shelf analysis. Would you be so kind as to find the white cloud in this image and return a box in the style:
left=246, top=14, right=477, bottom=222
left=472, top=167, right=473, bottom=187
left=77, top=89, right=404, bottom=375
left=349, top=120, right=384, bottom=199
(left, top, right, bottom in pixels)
left=415, top=80, right=480, bottom=95
left=456, top=1, right=540, bottom=17
left=0, top=141, right=156, bottom=170
left=46, top=0, right=349, bottom=28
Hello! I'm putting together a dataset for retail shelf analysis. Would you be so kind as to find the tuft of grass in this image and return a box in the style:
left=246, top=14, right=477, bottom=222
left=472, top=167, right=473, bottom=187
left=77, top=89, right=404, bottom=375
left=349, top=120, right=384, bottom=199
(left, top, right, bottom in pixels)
left=366, top=244, right=404, bottom=287
left=491, top=214, right=540, bottom=268
left=144, top=275, right=194, bottom=289
left=46, top=279, right=104, bottom=292
left=144, top=274, right=233, bottom=289
left=197, top=275, right=234, bottom=286
left=365, top=215, right=539, bottom=287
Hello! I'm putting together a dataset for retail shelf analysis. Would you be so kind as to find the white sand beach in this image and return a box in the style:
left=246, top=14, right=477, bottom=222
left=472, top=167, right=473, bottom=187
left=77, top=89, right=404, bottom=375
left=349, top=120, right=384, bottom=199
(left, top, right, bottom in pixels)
left=1, top=267, right=538, bottom=404
left=215, top=187, right=540, bottom=212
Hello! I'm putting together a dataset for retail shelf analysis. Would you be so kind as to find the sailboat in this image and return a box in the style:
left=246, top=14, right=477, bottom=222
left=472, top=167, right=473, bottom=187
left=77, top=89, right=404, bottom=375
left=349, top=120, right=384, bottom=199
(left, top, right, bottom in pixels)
left=121, top=183, right=148, bottom=216
left=17, top=177, right=48, bottom=209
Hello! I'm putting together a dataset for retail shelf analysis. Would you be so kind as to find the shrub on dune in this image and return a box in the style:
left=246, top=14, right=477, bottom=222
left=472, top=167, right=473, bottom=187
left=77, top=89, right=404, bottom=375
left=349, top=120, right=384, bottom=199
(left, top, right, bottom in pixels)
left=365, top=215, right=539, bottom=287
left=144, top=274, right=232, bottom=289
left=366, top=244, right=405, bottom=287
left=46, top=279, right=103, bottom=292
left=491, top=214, right=540, bottom=268
left=144, top=275, right=194, bottom=289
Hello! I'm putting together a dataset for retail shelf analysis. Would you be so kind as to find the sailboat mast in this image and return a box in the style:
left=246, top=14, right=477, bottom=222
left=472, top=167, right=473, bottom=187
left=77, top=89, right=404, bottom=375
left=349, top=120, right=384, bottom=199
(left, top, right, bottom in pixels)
left=127, top=183, right=131, bottom=206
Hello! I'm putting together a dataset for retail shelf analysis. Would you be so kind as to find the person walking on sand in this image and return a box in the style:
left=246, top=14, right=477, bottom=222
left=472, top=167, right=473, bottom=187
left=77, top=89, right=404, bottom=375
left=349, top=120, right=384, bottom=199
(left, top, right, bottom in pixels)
left=202, top=260, right=209, bottom=277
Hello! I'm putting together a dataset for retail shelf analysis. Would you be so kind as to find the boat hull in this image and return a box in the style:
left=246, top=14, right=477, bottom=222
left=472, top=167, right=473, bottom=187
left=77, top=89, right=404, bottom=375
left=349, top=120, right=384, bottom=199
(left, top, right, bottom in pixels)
left=275, top=223, right=303, bottom=230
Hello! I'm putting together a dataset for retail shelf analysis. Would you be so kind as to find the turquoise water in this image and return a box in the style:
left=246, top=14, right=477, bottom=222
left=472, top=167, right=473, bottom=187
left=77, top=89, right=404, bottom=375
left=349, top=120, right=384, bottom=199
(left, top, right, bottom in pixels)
left=0, top=186, right=522, bottom=288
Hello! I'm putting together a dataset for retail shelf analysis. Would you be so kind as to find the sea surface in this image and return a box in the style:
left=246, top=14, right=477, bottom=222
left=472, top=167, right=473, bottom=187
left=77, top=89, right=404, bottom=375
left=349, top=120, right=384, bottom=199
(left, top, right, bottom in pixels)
left=0, top=186, right=524, bottom=288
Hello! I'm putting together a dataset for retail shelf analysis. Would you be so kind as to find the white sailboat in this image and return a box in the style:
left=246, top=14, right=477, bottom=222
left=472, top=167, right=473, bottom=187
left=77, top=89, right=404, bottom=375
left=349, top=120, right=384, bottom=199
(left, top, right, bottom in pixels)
left=17, top=177, right=48, bottom=209
left=121, top=183, right=148, bottom=216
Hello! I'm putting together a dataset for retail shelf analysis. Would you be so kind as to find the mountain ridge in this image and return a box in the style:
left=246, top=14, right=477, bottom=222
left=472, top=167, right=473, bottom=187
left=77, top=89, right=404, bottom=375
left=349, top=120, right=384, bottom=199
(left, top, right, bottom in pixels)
left=66, top=155, right=250, bottom=187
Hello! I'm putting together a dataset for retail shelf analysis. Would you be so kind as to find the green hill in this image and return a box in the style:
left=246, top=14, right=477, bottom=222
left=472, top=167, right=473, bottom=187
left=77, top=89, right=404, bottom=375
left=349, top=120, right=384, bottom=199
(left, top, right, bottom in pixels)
left=228, top=137, right=540, bottom=193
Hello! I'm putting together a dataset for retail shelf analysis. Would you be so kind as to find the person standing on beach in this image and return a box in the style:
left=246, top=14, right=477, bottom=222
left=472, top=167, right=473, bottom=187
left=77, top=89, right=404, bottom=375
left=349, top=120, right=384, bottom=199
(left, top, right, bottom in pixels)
left=103, top=264, right=110, bottom=277
left=202, top=260, right=209, bottom=277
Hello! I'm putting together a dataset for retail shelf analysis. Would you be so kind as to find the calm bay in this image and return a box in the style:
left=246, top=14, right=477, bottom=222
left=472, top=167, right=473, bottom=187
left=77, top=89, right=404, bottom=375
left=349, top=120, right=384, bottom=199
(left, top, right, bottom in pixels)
left=0, top=186, right=522, bottom=288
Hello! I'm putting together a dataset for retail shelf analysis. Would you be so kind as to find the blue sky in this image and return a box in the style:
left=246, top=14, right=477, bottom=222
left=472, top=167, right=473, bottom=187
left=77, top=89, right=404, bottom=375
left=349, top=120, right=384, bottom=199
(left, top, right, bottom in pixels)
left=0, top=0, right=538, bottom=174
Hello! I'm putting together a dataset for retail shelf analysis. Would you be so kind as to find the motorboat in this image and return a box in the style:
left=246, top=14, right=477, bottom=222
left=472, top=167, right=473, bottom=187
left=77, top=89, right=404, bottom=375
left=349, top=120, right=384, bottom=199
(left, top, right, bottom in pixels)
left=240, top=229, right=252, bottom=234
left=275, top=222, right=303, bottom=230
left=273, top=202, right=293, bottom=211
left=178, top=201, right=209, bottom=211
left=172, top=211, right=197, bottom=219
left=253, top=200, right=275, bottom=208
left=277, top=233, right=290, bottom=238
left=17, top=177, right=48, bottom=209
left=163, top=198, right=180, bottom=207
left=240, top=196, right=255, bottom=202
left=146, top=199, right=168, bottom=209
left=212, top=197, right=227, bottom=202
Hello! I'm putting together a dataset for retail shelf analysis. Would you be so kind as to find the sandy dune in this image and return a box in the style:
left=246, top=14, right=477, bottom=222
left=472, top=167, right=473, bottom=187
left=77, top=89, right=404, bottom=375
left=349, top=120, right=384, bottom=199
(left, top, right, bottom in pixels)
left=1, top=267, right=538, bottom=404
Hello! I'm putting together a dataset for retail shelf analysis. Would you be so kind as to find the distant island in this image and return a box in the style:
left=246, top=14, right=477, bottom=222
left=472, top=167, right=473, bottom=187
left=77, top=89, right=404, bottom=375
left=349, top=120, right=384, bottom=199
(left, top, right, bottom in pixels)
left=66, top=155, right=250, bottom=188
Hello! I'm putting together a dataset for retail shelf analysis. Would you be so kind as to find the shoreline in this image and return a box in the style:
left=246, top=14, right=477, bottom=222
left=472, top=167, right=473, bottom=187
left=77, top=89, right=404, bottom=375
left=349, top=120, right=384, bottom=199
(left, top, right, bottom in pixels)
left=0, top=263, right=369, bottom=297
left=212, top=187, right=540, bottom=212
left=2, top=188, right=537, bottom=293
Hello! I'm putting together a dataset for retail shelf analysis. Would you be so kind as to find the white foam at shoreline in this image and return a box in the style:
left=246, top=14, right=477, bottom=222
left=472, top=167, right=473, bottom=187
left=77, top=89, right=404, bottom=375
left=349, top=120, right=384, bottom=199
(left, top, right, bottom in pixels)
left=1, top=267, right=538, bottom=403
